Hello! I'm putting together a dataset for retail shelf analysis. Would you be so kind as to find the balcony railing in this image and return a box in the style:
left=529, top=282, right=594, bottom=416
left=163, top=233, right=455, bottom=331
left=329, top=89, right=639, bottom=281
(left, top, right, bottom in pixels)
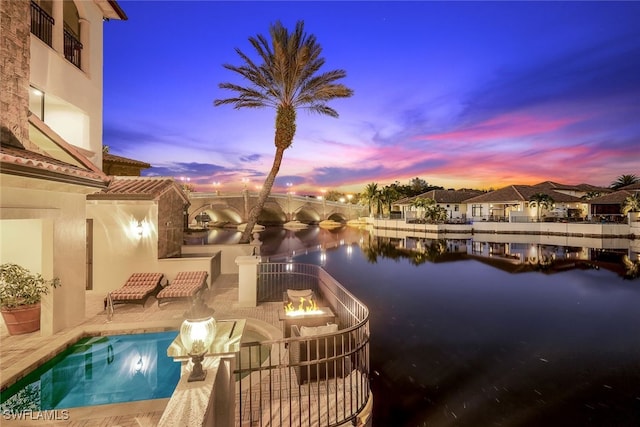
left=30, top=1, right=54, bottom=46
left=236, top=262, right=371, bottom=426
left=63, top=28, right=82, bottom=69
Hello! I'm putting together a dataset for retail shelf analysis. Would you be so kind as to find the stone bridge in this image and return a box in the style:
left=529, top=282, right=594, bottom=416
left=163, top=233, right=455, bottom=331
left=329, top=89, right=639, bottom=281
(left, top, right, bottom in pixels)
left=188, top=192, right=368, bottom=226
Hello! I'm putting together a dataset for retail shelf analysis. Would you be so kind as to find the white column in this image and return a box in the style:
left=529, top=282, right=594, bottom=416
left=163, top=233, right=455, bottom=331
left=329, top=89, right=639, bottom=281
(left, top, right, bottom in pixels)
left=79, top=17, right=89, bottom=73
left=51, top=0, right=63, bottom=54
left=235, top=255, right=260, bottom=307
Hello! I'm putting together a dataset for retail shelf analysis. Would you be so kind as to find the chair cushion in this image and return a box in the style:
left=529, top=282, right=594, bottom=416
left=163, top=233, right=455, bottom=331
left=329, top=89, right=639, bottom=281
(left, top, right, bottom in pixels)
left=299, top=323, right=339, bottom=337
left=286, top=289, right=315, bottom=303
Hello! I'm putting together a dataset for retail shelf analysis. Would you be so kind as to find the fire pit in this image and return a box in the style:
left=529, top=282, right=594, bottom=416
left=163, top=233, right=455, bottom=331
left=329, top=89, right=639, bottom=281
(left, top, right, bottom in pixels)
left=279, top=290, right=335, bottom=338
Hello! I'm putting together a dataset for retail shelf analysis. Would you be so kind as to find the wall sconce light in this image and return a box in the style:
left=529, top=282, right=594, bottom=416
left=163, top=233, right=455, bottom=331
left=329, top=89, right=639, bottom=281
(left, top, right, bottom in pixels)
left=180, top=317, right=217, bottom=382
left=136, top=221, right=143, bottom=237
left=134, top=356, right=143, bottom=374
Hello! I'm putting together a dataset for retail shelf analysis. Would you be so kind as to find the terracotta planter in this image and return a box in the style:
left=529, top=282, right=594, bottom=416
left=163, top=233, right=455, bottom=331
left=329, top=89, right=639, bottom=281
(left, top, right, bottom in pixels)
left=1, top=303, right=41, bottom=335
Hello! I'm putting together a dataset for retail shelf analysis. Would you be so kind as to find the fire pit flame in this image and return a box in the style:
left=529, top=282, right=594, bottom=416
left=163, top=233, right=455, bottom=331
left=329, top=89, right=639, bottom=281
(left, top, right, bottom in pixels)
left=284, top=297, right=322, bottom=317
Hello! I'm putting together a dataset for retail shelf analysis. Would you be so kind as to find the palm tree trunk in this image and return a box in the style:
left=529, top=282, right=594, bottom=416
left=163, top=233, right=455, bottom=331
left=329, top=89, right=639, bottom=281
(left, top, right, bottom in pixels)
left=240, top=145, right=286, bottom=243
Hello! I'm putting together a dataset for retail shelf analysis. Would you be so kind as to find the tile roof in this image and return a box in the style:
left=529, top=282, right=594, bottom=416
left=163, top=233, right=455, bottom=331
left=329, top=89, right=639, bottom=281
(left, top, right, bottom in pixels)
left=619, top=182, right=640, bottom=191
left=464, top=185, right=582, bottom=204
left=87, top=176, right=189, bottom=202
left=103, top=152, right=151, bottom=168
left=0, top=145, right=108, bottom=187
left=589, top=190, right=633, bottom=204
left=397, top=189, right=484, bottom=205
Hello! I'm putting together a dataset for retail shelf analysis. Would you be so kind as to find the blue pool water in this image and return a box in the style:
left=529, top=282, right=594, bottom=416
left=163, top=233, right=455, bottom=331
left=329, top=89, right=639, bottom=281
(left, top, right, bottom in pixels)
left=0, top=331, right=180, bottom=412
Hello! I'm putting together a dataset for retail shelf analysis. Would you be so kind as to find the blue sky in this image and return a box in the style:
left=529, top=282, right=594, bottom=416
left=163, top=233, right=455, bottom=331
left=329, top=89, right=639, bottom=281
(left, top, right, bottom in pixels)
left=103, top=1, right=640, bottom=193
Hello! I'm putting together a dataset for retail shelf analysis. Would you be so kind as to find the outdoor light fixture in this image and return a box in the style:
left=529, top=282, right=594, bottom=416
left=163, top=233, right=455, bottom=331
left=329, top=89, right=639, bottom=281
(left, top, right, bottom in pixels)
left=136, top=220, right=143, bottom=237
left=135, top=356, right=143, bottom=373
left=180, top=317, right=216, bottom=382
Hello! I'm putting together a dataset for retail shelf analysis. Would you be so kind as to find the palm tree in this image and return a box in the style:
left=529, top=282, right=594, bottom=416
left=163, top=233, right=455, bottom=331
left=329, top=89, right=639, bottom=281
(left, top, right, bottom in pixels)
left=621, top=193, right=640, bottom=215
left=611, top=174, right=639, bottom=190
left=362, top=183, right=379, bottom=217
left=529, top=193, right=555, bottom=221
left=215, top=21, right=353, bottom=242
left=379, top=185, right=400, bottom=217
left=580, top=191, right=602, bottom=201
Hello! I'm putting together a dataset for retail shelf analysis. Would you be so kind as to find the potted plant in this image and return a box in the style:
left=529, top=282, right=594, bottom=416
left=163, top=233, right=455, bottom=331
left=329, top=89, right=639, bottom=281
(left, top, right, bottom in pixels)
left=0, top=263, right=60, bottom=335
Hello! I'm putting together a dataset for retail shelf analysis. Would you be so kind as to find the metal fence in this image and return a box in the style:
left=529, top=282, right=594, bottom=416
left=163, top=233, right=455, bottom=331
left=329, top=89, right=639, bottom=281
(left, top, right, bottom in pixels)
left=236, top=263, right=370, bottom=426
left=30, top=1, right=54, bottom=46
left=63, top=28, right=82, bottom=69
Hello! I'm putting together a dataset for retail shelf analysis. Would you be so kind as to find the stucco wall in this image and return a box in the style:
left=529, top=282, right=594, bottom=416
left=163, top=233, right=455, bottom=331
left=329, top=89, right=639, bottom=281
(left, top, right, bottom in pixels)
left=87, top=200, right=160, bottom=294
left=0, top=177, right=92, bottom=335
left=29, top=0, right=106, bottom=166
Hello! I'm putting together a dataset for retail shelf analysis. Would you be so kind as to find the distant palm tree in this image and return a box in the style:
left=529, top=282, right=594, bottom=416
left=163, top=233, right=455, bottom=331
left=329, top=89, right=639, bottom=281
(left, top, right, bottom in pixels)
left=529, top=193, right=555, bottom=221
left=215, top=21, right=353, bottom=242
left=580, top=191, right=602, bottom=201
left=379, top=185, right=400, bottom=216
left=621, top=193, right=640, bottom=215
left=363, top=183, right=379, bottom=217
left=611, top=174, right=639, bottom=190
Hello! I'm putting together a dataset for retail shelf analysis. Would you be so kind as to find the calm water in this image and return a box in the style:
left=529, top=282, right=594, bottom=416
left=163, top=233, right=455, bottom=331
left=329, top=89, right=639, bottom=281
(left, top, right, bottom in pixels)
left=0, top=331, right=180, bottom=412
left=251, top=226, right=640, bottom=426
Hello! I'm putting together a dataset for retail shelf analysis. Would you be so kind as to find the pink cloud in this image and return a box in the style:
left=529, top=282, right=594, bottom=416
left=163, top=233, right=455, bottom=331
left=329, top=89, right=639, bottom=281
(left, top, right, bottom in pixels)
left=416, top=112, right=580, bottom=143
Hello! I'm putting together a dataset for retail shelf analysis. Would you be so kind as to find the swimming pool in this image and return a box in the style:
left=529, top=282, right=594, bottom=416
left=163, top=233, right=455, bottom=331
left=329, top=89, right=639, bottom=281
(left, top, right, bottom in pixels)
left=0, top=331, right=180, bottom=413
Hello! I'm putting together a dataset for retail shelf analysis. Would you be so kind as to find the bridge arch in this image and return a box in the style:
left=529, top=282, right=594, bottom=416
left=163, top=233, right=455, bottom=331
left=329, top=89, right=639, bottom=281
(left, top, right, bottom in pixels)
left=326, top=211, right=348, bottom=222
left=257, top=201, right=287, bottom=225
left=293, top=203, right=322, bottom=223
left=190, top=203, right=242, bottom=226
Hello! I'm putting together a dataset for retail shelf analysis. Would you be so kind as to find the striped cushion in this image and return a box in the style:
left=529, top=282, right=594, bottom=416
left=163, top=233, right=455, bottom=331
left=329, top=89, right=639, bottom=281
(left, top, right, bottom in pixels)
left=157, top=271, right=208, bottom=300
left=110, top=273, right=164, bottom=301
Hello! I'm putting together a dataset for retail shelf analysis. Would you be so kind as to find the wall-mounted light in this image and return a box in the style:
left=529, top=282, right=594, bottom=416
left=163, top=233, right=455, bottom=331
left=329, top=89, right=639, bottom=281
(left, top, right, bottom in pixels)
left=135, top=356, right=143, bottom=373
left=180, top=317, right=216, bottom=382
left=136, top=221, right=143, bottom=237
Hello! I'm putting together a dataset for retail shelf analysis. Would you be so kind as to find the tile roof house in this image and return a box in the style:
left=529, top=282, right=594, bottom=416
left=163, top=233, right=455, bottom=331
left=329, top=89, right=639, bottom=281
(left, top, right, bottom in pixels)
left=463, top=182, right=587, bottom=222
left=1, top=0, right=125, bottom=335
left=394, top=189, right=483, bottom=221
left=587, top=190, right=634, bottom=218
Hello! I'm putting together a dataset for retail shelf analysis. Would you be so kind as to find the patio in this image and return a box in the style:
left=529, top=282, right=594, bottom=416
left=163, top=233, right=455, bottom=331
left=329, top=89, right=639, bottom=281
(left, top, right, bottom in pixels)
left=0, top=268, right=372, bottom=426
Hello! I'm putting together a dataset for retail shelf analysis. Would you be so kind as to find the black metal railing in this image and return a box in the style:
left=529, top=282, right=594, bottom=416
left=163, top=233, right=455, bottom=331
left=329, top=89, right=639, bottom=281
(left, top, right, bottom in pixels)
left=63, top=28, right=82, bottom=69
left=30, top=1, right=54, bottom=46
left=237, top=263, right=371, bottom=426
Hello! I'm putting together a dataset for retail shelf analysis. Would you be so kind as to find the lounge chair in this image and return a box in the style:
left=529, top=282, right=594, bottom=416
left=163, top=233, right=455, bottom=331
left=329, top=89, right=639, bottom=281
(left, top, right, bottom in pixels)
left=105, top=272, right=165, bottom=309
left=156, top=271, right=208, bottom=307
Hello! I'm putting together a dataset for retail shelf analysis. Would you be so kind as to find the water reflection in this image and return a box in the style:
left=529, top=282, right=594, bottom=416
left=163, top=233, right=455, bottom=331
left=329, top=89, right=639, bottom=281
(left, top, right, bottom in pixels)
left=289, top=231, right=640, bottom=426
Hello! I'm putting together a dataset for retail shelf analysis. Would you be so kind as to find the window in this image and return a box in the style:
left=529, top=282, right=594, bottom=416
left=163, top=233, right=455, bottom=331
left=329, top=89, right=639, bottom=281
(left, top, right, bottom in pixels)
left=454, top=205, right=459, bottom=212
left=29, top=86, right=45, bottom=120
left=472, top=204, right=483, bottom=217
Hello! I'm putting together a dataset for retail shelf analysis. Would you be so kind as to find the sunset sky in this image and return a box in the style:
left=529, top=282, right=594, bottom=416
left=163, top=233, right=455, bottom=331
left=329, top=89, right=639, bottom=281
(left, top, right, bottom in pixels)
left=103, top=1, right=640, bottom=194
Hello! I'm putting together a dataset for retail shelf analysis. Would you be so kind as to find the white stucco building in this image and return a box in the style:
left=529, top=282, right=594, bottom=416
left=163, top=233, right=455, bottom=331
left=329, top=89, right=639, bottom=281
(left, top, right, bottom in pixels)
left=1, top=0, right=126, bottom=335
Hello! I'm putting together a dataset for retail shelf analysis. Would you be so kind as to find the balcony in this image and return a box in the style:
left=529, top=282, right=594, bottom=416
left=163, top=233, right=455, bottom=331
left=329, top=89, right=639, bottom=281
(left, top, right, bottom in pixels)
left=63, top=28, right=82, bottom=69
left=30, top=1, right=54, bottom=47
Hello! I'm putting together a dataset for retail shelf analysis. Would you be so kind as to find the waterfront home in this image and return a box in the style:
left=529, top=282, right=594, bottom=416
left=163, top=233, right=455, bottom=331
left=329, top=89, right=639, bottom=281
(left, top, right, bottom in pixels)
left=589, top=188, right=637, bottom=219
left=463, top=181, right=600, bottom=223
left=394, top=189, right=482, bottom=222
